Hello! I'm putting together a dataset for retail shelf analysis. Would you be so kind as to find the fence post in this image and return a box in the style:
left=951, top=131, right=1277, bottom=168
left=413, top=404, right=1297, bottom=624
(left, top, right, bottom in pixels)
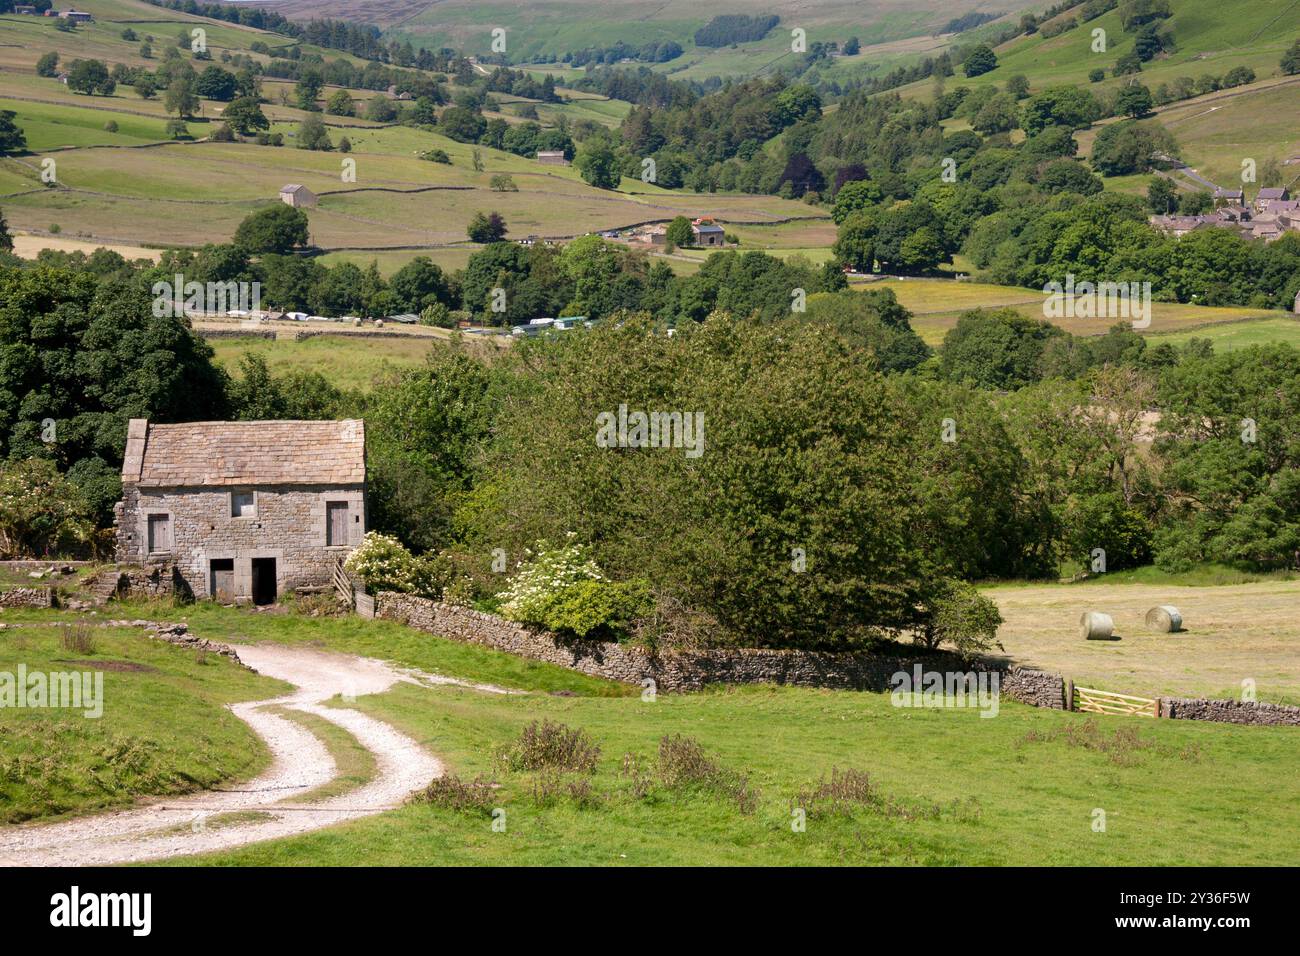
left=1065, top=677, right=1074, bottom=711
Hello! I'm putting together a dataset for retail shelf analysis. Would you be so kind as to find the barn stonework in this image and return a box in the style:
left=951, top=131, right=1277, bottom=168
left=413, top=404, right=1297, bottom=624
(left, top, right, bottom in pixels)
left=114, top=418, right=366, bottom=604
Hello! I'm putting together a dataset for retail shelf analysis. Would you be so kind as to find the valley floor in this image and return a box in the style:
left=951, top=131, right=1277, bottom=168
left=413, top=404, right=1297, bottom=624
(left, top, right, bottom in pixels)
left=1, top=601, right=1296, bottom=866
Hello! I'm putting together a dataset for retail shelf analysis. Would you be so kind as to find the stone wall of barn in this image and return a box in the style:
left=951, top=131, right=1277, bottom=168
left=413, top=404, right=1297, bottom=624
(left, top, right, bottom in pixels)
left=115, top=483, right=365, bottom=601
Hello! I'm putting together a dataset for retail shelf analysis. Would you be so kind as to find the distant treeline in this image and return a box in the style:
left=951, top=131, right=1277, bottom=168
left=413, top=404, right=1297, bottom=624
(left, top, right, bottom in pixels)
left=937, top=11, right=1003, bottom=35
left=694, top=14, right=780, bottom=48
left=142, top=0, right=441, bottom=68
left=564, top=40, right=684, bottom=67
left=142, top=0, right=298, bottom=37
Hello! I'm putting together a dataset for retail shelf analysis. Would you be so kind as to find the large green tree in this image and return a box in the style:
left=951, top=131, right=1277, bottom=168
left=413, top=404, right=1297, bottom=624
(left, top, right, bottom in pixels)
left=575, top=141, right=621, bottom=189
left=0, top=265, right=229, bottom=521
left=0, top=110, right=26, bottom=156
left=222, top=96, right=269, bottom=135
left=232, top=205, right=310, bottom=255
left=66, top=59, right=115, bottom=96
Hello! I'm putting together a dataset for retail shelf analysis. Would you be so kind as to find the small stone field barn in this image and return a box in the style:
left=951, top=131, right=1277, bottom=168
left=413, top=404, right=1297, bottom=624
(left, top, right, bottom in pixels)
left=279, top=184, right=317, bottom=208
left=115, top=419, right=366, bottom=604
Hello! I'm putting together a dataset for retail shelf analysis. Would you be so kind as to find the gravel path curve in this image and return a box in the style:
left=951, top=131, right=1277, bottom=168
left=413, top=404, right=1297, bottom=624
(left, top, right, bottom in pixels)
left=0, top=644, right=497, bottom=866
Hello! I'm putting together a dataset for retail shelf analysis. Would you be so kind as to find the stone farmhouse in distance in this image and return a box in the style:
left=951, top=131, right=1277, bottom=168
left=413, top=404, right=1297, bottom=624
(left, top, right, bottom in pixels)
left=115, top=419, right=366, bottom=604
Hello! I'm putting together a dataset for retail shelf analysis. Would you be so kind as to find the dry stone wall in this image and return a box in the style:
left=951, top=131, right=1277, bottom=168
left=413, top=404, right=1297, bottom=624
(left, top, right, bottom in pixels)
left=375, top=592, right=1057, bottom=702
left=376, top=593, right=1299, bottom=725
left=0, top=587, right=55, bottom=608
left=1161, top=697, right=1300, bottom=726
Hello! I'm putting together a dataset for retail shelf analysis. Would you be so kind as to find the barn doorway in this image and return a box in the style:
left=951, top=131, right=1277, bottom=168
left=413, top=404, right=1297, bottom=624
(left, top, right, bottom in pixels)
left=210, top=559, right=235, bottom=603
left=251, top=558, right=277, bottom=606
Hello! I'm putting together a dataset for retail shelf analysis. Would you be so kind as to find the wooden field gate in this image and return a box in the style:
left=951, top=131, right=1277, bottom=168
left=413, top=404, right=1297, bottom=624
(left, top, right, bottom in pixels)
left=333, top=557, right=354, bottom=608
left=1067, top=678, right=1160, bottom=718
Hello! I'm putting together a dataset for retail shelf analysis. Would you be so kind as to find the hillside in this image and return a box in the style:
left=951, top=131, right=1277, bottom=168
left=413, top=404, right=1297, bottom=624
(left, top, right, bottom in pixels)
left=0, top=0, right=819, bottom=258
left=248, top=0, right=1013, bottom=65
left=889, top=0, right=1300, bottom=202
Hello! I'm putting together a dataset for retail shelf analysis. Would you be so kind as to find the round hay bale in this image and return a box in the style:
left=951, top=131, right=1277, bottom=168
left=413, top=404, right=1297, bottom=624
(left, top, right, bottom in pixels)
left=1079, top=611, right=1114, bottom=640
left=1145, top=605, right=1183, bottom=633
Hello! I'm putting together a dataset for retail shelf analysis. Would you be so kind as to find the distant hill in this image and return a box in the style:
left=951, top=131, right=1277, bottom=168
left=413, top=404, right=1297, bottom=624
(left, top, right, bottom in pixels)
left=246, top=0, right=1013, bottom=60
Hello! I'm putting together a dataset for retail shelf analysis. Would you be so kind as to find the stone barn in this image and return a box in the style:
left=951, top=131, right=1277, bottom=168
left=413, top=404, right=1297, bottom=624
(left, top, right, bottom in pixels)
left=691, top=218, right=725, bottom=247
left=114, top=419, right=366, bottom=604
left=279, top=183, right=317, bottom=208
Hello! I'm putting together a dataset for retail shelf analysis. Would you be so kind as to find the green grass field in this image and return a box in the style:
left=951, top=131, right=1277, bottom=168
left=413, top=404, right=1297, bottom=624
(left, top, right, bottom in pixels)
left=0, top=622, right=287, bottom=823
left=3, top=586, right=1295, bottom=865
left=211, top=333, right=443, bottom=391
left=851, top=278, right=1276, bottom=345
left=150, top=612, right=1298, bottom=866
left=1147, top=315, right=1300, bottom=351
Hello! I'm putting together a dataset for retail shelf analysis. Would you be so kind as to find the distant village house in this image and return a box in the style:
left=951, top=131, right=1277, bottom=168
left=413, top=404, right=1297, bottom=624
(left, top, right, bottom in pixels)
left=115, top=419, right=367, bottom=604
left=1151, top=187, right=1298, bottom=243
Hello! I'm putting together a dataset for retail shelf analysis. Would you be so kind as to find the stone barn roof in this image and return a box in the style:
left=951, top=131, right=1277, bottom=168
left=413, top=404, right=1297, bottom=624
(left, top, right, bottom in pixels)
left=122, top=419, right=365, bottom=487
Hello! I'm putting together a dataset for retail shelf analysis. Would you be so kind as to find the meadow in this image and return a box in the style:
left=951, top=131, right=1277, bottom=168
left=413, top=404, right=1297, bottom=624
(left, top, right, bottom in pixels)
left=109, top=598, right=1294, bottom=867
left=2, top=568, right=1295, bottom=865
left=989, top=575, right=1300, bottom=704
left=853, top=277, right=1276, bottom=345
left=1146, top=315, right=1300, bottom=351
left=210, top=332, right=443, bottom=391
left=0, top=621, right=287, bottom=823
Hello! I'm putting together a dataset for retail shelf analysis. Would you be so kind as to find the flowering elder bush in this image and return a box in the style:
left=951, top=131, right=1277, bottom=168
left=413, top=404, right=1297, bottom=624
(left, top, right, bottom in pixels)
left=344, top=532, right=423, bottom=595
left=498, top=537, right=650, bottom=639
left=0, top=459, right=93, bottom=558
left=345, top=532, right=458, bottom=598
left=498, top=537, right=604, bottom=618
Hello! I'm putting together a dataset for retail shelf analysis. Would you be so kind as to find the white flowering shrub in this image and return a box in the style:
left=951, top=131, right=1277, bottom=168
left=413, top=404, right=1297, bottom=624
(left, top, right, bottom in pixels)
left=345, top=532, right=422, bottom=595
left=0, top=458, right=93, bottom=558
left=498, top=537, right=649, bottom=639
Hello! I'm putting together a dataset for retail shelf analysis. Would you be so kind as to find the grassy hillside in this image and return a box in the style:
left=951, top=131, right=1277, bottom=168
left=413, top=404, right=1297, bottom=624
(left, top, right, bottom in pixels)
left=103, top=596, right=1294, bottom=867
left=0, top=0, right=821, bottom=252
left=904, top=0, right=1298, bottom=98
left=904, top=0, right=1300, bottom=188
left=254, top=0, right=1000, bottom=59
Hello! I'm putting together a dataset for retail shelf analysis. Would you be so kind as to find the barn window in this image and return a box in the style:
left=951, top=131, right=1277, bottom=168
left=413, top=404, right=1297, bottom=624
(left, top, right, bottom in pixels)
left=147, top=514, right=172, bottom=553
left=232, top=491, right=256, bottom=517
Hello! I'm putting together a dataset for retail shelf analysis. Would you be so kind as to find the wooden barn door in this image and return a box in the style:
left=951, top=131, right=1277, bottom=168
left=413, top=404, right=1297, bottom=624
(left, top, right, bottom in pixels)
left=210, top=559, right=234, bottom=603
left=147, top=514, right=171, bottom=553
left=327, top=502, right=349, bottom=547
